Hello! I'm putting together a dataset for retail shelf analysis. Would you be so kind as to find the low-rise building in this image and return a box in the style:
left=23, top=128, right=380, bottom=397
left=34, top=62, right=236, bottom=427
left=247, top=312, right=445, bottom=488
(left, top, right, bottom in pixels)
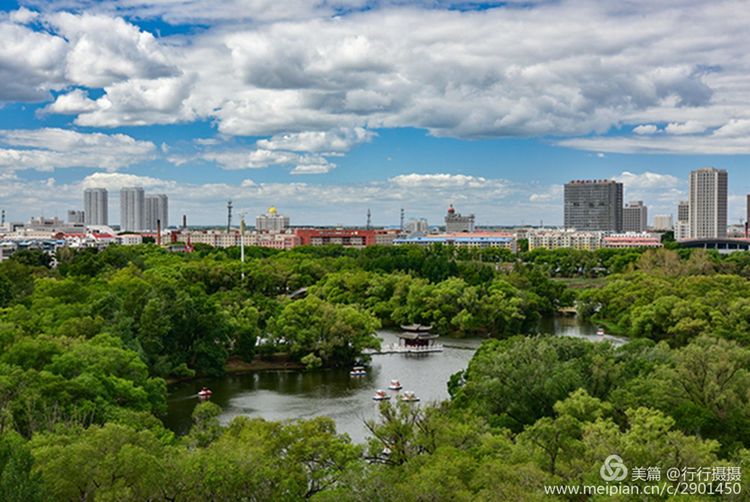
left=244, top=232, right=300, bottom=250
left=405, top=218, right=429, bottom=235
left=118, top=234, right=144, bottom=246
left=295, top=228, right=399, bottom=248
left=395, top=232, right=517, bottom=252
left=444, top=205, right=475, bottom=233
left=527, top=230, right=663, bottom=250
left=602, top=234, right=662, bottom=249
left=216, top=232, right=240, bottom=248
left=176, top=229, right=300, bottom=249
left=527, top=230, right=603, bottom=251
left=0, top=242, right=14, bottom=262
left=178, top=230, right=240, bottom=248
left=375, top=229, right=402, bottom=245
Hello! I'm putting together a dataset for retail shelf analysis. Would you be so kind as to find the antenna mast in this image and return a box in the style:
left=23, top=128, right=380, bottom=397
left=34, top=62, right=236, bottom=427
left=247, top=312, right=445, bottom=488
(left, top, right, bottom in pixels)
left=227, top=200, right=233, bottom=232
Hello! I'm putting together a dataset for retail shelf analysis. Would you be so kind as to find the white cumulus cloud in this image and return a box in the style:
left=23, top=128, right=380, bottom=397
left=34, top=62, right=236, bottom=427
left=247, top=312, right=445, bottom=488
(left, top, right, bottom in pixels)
left=634, top=124, right=659, bottom=135
left=7, top=0, right=744, bottom=155
left=614, top=171, right=681, bottom=189
left=82, top=172, right=172, bottom=190
left=49, top=12, right=177, bottom=88
left=257, top=127, right=375, bottom=153
left=2, top=1, right=750, bottom=160
left=665, top=121, right=706, bottom=135
left=389, top=173, right=490, bottom=189
left=41, top=89, right=98, bottom=115
left=0, top=128, right=155, bottom=171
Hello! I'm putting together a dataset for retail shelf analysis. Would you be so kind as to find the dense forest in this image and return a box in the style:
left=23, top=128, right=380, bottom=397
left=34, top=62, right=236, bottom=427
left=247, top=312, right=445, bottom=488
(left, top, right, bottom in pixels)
left=0, top=244, right=748, bottom=500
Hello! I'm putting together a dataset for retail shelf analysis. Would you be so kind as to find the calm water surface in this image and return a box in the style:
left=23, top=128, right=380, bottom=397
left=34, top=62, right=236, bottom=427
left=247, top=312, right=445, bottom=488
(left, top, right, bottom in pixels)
left=165, top=317, right=625, bottom=443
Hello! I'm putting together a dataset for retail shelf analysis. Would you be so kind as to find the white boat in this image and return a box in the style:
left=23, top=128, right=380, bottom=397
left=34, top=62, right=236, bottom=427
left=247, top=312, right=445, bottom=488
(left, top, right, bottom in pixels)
left=400, top=390, right=420, bottom=402
left=197, top=387, right=213, bottom=399
left=596, top=328, right=605, bottom=336
left=350, top=366, right=367, bottom=377
left=372, top=389, right=391, bottom=401
left=388, top=379, right=402, bottom=390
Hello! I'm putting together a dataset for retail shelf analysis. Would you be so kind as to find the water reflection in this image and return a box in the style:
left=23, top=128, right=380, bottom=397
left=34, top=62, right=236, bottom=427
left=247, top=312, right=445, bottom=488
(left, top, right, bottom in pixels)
left=165, top=318, right=626, bottom=443
left=541, top=315, right=627, bottom=346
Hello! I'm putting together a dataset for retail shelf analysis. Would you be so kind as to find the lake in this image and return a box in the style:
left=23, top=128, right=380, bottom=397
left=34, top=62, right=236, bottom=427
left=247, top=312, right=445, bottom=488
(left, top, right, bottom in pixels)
left=164, top=316, right=625, bottom=443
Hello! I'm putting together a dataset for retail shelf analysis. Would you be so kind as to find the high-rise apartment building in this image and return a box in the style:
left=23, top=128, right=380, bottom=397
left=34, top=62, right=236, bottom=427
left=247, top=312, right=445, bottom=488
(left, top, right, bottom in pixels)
left=120, top=187, right=145, bottom=232
left=564, top=180, right=623, bottom=232
left=675, top=200, right=690, bottom=240
left=145, top=194, right=168, bottom=231
left=83, top=188, right=108, bottom=226
left=688, top=167, right=727, bottom=239
left=623, top=201, right=648, bottom=232
left=677, top=200, right=689, bottom=223
left=256, top=207, right=290, bottom=233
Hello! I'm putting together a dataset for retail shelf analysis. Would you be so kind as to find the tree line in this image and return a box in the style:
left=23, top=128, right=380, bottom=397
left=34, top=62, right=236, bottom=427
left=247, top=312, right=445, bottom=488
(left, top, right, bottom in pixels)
left=1, top=244, right=749, bottom=500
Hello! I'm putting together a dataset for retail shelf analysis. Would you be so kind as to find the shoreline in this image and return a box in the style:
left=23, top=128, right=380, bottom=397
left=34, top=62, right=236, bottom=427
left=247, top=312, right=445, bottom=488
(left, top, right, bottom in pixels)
left=164, top=322, right=618, bottom=385
left=165, top=356, right=305, bottom=385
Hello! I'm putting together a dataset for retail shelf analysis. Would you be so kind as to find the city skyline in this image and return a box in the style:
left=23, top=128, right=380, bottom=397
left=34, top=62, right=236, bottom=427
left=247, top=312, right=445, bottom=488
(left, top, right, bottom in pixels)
left=9, top=168, right=750, bottom=231
left=2, top=1, right=750, bottom=225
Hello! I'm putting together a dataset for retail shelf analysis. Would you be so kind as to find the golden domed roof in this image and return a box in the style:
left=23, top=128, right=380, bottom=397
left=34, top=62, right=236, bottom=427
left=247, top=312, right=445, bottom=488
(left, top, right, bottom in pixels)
left=268, top=207, right=277, bottom=214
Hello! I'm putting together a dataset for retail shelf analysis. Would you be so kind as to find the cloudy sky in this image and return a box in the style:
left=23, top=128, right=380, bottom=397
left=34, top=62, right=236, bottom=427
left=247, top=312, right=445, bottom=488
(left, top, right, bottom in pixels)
left=2, top=0, right=750, bottom=227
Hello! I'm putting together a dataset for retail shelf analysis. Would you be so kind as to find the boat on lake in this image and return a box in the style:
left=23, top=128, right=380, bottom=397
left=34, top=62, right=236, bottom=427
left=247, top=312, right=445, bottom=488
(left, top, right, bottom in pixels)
left=596, top=328, right=605, bottom=336
left=372, top=389, right=391, bottom=400
left=400, top=390, right=420, bottom=402
left=388, top=379, right=402, bottom=390
left=350, top=366, right=367, bottom=377
left=198, top=387, right=213, bottom=399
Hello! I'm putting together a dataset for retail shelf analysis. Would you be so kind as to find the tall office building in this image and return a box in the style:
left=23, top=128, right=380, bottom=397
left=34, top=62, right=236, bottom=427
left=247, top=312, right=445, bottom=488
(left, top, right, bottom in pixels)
left=120, top=187, right=145, bottom=232
left=145, top=194, right=169, bottom=231
left=688, top=167, right=727, bottom=239
left=83, top=188, right=108, bottom=226
left=564, top=180, right=623, bottom=232
left=623, top=201, right=648, bottom=232
left=256, top=207, right=290, bottom=233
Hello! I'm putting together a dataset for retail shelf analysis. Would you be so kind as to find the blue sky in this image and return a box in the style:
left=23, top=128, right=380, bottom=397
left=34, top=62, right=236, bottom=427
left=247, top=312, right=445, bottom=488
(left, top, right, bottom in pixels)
left=2, top=0, right=750, bottom=226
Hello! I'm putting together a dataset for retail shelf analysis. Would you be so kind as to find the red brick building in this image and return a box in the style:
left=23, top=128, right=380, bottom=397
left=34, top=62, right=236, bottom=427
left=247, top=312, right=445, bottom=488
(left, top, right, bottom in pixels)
left=294, top=228, right=400, bottom=247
